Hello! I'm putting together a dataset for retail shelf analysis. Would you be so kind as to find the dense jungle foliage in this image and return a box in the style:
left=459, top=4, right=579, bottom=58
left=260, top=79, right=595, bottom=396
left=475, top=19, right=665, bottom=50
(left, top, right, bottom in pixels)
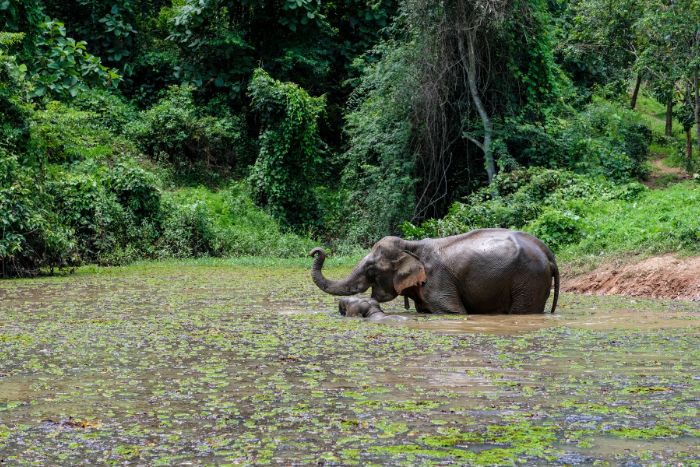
left=0, top=0, right=699, bottom=276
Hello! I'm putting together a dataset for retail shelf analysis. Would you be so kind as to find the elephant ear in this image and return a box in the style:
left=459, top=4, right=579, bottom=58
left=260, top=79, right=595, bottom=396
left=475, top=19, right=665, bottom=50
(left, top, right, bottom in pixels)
left=393, top=252, right=427, bottom=295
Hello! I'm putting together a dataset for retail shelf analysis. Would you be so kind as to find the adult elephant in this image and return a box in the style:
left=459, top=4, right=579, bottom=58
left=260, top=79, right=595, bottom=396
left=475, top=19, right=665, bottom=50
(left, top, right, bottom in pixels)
left=310, top=228, right=559, bottom=314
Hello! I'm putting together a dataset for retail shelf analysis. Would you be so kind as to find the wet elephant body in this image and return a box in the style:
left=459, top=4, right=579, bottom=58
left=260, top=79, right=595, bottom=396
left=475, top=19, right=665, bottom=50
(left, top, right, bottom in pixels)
left=338, top=297, right=408, bottom=322
left=311, top=228, right=559, bottom=315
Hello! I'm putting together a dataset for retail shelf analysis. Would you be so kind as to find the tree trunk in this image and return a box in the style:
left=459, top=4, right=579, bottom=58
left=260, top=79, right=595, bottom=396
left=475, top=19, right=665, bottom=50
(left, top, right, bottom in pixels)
left=665, top=98, right=674, bottom=136
left=686, top=127, right=693, bottom=171
left=695, top=74, right=699, bottom=162
left=459, top=31, right=495, bottom=184
left=630, top=74, right=642, bottom=109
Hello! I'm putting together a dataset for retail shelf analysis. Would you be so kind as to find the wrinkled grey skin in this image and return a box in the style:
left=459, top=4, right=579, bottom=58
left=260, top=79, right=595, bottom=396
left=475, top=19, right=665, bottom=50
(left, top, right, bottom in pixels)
left=338, top=297, right=408, bottom=322
left=311, top=228, right=559, bottom=314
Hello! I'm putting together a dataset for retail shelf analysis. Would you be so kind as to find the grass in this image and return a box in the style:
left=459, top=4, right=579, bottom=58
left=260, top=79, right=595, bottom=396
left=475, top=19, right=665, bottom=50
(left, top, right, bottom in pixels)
left=558, top=181, right=700, bottom=263
left=163, top=182, right=319, bottom=257
left=69, top=254, right=366, bottom=278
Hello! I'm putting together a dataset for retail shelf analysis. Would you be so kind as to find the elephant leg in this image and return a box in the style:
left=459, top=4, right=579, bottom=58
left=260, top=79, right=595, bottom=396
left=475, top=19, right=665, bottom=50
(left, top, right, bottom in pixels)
left=424, top=285, right=468, bottom=314
left=509, top=276, right=550, bottom=314
left=434, top=300, right=467, bottom=314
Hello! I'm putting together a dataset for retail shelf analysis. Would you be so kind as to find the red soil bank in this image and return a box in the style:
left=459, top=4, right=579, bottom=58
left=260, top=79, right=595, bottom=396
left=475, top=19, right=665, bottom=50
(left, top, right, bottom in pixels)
left=563, top=254, right=700, bottom=301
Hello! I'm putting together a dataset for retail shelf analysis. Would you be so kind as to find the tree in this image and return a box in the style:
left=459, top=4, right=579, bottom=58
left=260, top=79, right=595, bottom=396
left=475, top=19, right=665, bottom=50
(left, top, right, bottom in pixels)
left=248, top=69, right=326, bottom=229
left=560, top=0, right=644, bottom=103
left=636, top=0, right=700, bottom=141
left=342, top=0, right=562, bottom=243
left=30, top=20, right=121, bottom=100
left=677, top=81, right=696, bottom=170
left=407, top=0, right=560, bottom=204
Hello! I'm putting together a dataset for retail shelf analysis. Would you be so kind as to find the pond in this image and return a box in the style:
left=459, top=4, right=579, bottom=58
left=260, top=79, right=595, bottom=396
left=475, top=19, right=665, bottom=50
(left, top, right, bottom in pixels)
left=1, top=262, right=699, bottom=464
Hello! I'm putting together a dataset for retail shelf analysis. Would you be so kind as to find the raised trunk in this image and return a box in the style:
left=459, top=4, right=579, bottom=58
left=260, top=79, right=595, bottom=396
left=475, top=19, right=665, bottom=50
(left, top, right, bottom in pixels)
left=309, top=248, right=370, bottom=296
left=665, top=99, right=674, bottom=136
left=630, top=74, right=642, bottom=109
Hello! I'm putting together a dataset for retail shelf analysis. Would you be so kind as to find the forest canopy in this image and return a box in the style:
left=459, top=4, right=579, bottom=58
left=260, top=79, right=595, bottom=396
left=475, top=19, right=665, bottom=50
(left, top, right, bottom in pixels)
left=0, top=0, right=699, bottom=276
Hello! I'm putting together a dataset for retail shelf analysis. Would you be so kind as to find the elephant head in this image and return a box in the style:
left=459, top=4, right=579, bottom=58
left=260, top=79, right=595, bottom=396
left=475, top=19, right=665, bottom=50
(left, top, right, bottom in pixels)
left=338, top=297, right=380, bottom=317
left=310, top=236, right=427, bottom=303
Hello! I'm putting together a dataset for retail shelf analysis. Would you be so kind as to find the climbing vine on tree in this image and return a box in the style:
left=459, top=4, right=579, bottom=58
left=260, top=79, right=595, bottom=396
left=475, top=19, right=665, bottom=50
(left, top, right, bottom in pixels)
left=248, top=68, right=326, bottom=230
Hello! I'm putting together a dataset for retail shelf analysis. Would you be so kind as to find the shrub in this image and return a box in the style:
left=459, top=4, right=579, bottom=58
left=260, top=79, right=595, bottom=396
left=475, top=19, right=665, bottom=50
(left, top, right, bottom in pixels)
left=0, top=148, right=75, bottom=276
left=106, top=161, right=161, bottom=220
left=526, top=208, right=584, bottom=251
left=405, top=166, right=700, bottom=258
left=158, top=196, right=219, bottom=258
left=160, top=183, right=316, bottom=258
left=564, top=100, right=651, bottom=180
left=404, top=167, right=646, bottom=250
left=503, top=100, right=652, bottom=180
left=127, top=85, right=250, bottom=173
left=46, top=169, right=125, bottom=263
left=35, top=158, right=165, bottom=267
left=0, top=35, right=33, bottom=153
left=220, top=183, right=316, bottom=257
left=72, top=90, right=137, bottom=134
left=31, top=101, right=123, bottom=162
left=29, top=19, right=120, bottom=100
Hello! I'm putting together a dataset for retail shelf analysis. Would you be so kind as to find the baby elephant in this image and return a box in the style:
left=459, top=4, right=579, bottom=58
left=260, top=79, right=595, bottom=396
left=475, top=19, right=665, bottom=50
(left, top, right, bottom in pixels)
left=338, top=297, right=407, bottom=322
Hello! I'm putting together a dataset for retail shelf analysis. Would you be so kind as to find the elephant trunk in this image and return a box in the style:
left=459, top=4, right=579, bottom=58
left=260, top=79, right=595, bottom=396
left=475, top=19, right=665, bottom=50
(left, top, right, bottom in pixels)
left=310, top=247, right=370, bottom=296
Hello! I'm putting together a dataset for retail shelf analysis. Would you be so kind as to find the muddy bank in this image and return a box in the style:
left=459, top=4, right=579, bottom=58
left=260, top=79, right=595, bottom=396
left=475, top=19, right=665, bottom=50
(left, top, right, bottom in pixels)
left=563, top=253, right=700, bottom=301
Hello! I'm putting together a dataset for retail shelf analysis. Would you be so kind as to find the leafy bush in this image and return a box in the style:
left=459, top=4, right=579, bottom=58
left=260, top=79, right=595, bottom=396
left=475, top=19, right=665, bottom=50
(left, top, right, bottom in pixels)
left=220, top=183, right=316, bottom=257
left=405, top=166, right=699, bottom=257
left=0, top=148, right=76, bottom=276
left=127, top=85, right=250, bottom=174
left=29, top=20, right=120, bottom=100
left=403, top=167, right=645, bottom=248
left=248, top=68, right=326, bottom=230
left=504, top=100, right=652, bottom=180
left=0, top=34, right=32, bottom=153
left=31, top=101, right=124, bottom=162
left=527, top=208, right=584, bottom=251
left=46, top=169, right=124, bottom=262
left=161, top=184, right=316, bottom=258
left=106, top=161, right=161, bottom=220
left=72, top=90, right=137, bottom=134
left=565, top=100, right=651, bottom=179
left=158, top=197, right=219, bottom=258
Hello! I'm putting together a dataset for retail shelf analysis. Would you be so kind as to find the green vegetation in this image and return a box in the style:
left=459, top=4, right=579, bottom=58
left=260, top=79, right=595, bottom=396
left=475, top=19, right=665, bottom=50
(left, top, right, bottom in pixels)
left=405, top=168, right=699, bottom=258
left=1, top=0, right=699, bottom=276
left=161, top=185, right=315, bottom=257
left=248, top=69, right=326, bottom=230
left=405, top=86, right=699, bottom=262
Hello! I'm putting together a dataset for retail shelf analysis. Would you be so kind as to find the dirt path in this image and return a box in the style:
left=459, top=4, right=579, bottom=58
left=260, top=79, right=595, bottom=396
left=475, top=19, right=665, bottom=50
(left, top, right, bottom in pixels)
left=643, top=157, right=691, bottom=188
left=564, top=254, right=700, bottom=301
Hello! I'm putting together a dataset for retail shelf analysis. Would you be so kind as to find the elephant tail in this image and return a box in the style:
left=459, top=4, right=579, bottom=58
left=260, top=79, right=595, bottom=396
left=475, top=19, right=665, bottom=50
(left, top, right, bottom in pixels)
left=550, top=261, right=559, bottom=314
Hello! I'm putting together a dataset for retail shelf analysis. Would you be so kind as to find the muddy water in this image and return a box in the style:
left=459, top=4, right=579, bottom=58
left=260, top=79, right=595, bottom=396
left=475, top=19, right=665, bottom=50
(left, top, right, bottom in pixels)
left=1, top=264, right=699, bottom=464
left=395, top=307, right=700, bottom=334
